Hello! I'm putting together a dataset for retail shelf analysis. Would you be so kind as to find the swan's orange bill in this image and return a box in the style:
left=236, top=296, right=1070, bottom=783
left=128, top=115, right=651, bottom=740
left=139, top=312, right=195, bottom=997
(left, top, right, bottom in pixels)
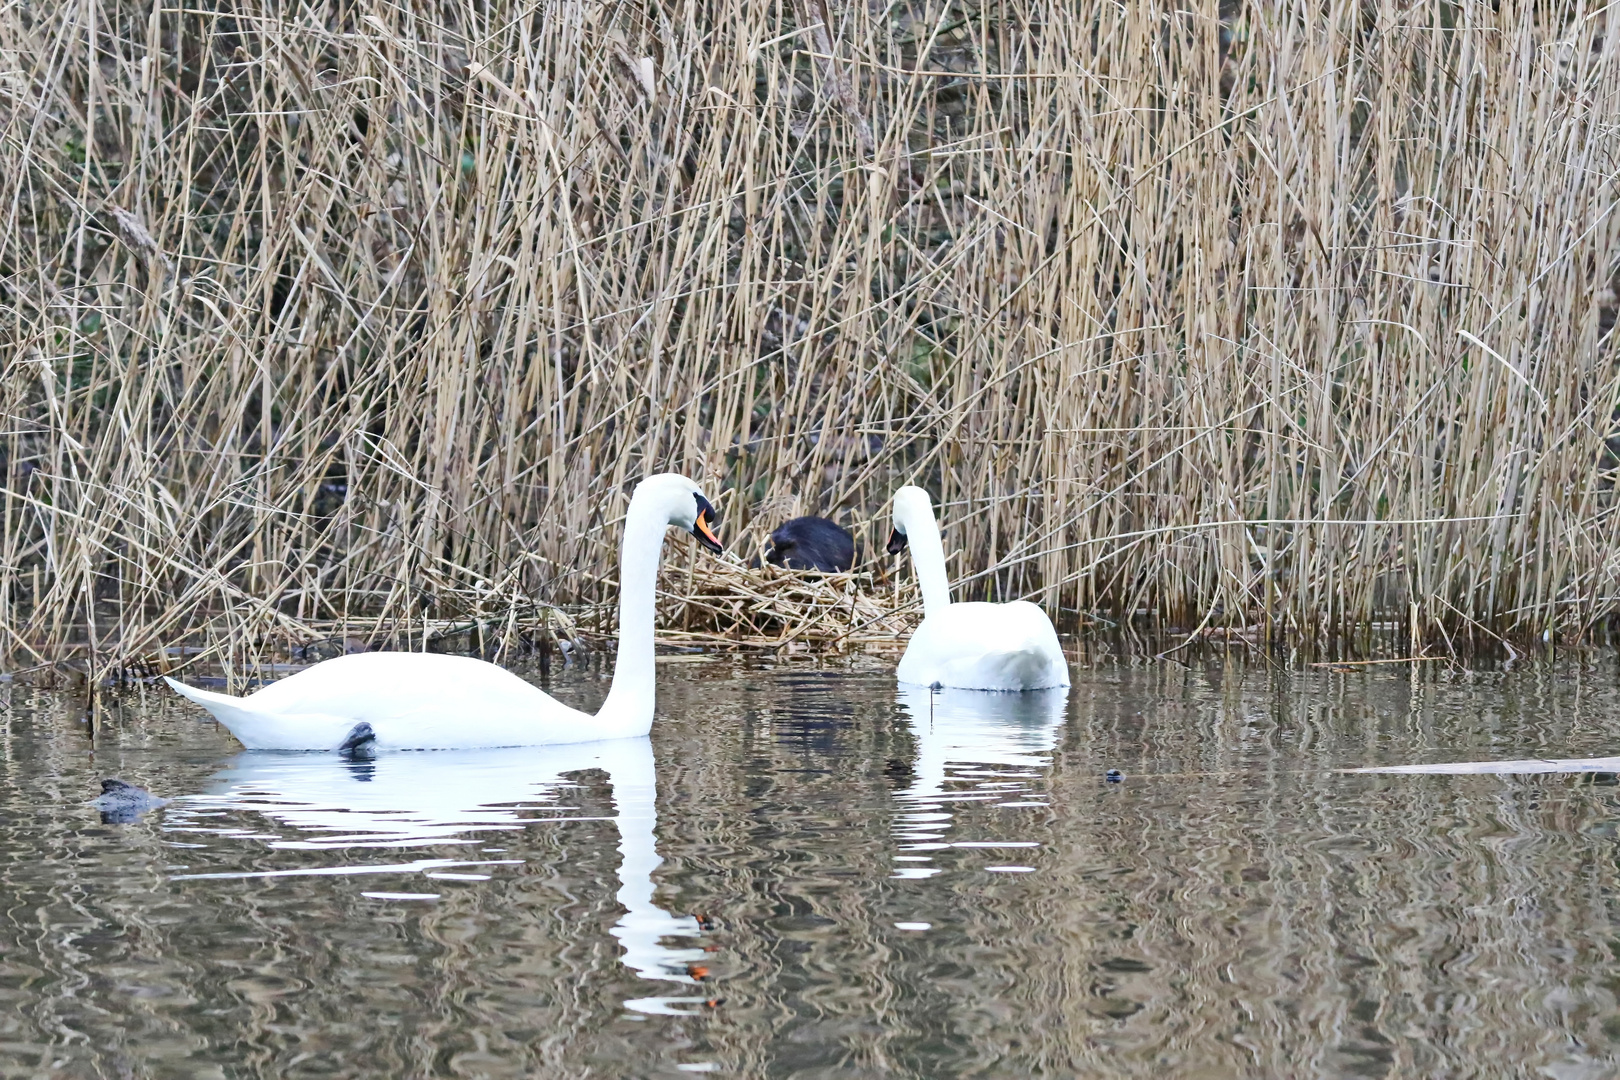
left=690, top=493, right=724, bottom=553
left=695, top=512, right=723, bottom=551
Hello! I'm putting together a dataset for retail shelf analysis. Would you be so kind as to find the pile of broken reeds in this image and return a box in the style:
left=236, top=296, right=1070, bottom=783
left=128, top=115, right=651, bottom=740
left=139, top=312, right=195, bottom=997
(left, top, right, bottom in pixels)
left=657, top=560, right=921, bottom=652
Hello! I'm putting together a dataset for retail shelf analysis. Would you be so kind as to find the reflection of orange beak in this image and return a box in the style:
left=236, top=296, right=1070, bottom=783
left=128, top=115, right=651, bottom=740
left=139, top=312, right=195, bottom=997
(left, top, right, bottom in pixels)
left=693, top=511, right=723, bottom=554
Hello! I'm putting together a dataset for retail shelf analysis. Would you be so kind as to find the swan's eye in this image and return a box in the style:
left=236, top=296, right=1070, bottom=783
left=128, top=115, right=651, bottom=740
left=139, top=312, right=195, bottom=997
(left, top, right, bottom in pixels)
left=886, top=528, right=909, bottom=555
left=691, top=494, right=723, bottom=554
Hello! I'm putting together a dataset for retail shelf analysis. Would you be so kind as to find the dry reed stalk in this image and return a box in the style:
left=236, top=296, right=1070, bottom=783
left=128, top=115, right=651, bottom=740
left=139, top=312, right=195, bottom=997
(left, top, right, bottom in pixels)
left=1, top=0, right=1618, bottom=672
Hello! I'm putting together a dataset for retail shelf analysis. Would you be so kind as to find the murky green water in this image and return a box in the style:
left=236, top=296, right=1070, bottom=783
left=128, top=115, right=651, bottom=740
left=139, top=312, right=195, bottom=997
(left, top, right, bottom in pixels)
left=5, top=653, right=1620, bottom=1078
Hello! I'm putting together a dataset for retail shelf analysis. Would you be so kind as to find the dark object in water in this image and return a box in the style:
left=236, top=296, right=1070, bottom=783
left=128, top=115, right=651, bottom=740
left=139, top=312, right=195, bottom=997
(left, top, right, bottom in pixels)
left=1105, top=769, right=1124, bottom=784
left=338, top=722, right=377, bottom=758
left=92, top=779, right=169, bottom=824
left=764, top=516, right=854, bottom=572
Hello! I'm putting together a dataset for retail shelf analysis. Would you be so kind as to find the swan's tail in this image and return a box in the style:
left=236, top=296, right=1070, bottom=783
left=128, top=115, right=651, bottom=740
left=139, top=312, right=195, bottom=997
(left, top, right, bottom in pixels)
left=164, top=676, right=256, bottom=730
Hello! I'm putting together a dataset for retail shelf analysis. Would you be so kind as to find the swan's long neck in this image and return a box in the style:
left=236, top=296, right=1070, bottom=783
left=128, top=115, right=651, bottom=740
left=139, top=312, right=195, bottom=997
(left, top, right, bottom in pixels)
left=597, top=500, right=667, bottom=737
left=902, top=504, right=953, bottom=618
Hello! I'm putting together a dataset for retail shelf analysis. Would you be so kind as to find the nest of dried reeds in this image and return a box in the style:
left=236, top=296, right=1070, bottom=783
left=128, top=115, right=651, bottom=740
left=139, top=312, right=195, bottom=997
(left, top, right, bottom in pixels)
left=656, top=561, right=921, bottom=653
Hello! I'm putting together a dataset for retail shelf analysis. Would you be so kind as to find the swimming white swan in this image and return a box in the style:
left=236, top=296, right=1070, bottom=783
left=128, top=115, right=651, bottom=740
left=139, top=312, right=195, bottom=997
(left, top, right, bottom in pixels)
left=164, top=473, right=724, bottom=750
left=887, top=486, right=1069, bottom=691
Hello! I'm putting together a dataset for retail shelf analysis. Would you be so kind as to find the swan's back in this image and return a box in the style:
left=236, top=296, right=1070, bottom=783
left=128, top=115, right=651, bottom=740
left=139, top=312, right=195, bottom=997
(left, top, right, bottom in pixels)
left=249, top=652, right=544, bottom=715
left=897, top=600, right=1069, bottom=690
left=172, top=653, right=600, bottom=750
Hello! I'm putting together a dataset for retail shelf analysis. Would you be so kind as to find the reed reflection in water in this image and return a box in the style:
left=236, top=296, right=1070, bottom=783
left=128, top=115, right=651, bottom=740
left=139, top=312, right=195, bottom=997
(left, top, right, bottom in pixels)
left=4, top=658, right=1620, bottom=1076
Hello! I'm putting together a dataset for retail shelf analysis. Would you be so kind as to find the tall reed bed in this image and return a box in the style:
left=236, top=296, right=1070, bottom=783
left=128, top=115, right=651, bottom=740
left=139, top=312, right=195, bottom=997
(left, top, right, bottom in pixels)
left=1, top=0, right=1618, bottom=669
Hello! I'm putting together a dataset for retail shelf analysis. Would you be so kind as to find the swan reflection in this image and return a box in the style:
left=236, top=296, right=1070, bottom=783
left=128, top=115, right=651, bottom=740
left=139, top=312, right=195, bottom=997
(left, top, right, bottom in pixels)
left=892, top=684, right=1069, bottom=877
left=166, top=739, right=710, bottom=1008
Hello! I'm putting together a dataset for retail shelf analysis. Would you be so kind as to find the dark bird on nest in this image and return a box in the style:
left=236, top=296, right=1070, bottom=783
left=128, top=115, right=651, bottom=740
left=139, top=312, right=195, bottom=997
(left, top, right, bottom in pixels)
left=762, top=516, right=854, bottom=572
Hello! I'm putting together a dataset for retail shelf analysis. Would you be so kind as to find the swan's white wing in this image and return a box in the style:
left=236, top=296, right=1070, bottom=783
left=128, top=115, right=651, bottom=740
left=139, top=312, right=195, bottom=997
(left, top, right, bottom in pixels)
left=897, top=601, right=1069, bottom=690
left=188, top=653, right=595, bottom=749
left=245, top=652, right=542, bottom=713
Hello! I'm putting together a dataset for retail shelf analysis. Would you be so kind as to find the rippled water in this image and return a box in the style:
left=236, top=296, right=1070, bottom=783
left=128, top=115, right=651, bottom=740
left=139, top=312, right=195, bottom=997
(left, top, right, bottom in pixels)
left=6, top=653, right=1620, bottom=1077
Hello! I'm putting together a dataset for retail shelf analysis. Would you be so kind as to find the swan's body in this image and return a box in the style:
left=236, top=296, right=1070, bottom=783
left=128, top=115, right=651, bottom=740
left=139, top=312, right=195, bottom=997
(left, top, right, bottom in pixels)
left=895, top=601, right=1070, bottom=691
left=888, top=486, right=1069, bottom=691
left=167, top=653, right=622, bottom=750
left=764, top=516, right=854, bottom=572
left=166, top=474, right=723, bottom=750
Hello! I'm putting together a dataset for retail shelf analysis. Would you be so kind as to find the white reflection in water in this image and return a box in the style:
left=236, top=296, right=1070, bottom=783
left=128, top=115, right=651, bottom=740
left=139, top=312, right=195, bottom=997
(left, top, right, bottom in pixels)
left=892, top=685, right=1069, bottom=877
left=1351, top=755, right=1620, bottom=775
left=165, top=739, right=710, bottom=1011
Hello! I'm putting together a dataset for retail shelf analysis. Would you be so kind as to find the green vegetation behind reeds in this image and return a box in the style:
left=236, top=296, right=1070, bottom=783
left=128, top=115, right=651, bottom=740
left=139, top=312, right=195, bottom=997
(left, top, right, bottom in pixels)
left=2, top=0, right=1618, bottom=668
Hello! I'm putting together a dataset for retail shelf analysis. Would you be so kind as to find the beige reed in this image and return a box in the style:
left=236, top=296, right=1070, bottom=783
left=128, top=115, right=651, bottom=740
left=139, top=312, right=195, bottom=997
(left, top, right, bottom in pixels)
left=2, top=0, right=1618, bottom=673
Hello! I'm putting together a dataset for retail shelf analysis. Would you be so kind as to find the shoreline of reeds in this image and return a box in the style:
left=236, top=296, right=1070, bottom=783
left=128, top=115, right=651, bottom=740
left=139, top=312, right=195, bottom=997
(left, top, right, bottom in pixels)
left=3, top=0, right=1618, bottom=672
left=0, top=556, right=1566, bottom=694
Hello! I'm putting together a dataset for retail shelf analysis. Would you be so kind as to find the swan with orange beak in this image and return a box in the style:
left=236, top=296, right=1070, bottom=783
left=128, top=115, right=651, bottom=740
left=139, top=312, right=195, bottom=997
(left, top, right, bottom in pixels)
left=166, top=474, right=725, bottom=749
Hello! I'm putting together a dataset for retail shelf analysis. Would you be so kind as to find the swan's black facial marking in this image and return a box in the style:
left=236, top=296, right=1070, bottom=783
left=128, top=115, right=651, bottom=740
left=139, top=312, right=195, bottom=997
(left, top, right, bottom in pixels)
left=691, top=493, right=723, bottom=554
left=886, top=528, right=909, bottom=555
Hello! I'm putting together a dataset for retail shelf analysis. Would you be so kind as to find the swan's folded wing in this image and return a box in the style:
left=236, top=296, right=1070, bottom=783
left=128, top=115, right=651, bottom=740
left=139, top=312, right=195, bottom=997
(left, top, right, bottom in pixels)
left=898, top=603, right=1069, bottom=690
left=248, top=653, right=560, bottom=719
left=173, top=654, right=595, bottom=750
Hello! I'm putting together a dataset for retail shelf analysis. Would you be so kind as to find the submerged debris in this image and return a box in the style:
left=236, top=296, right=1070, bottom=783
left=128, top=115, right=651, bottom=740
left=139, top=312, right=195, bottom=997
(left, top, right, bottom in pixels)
left=92, top=779, right=168, bottom=823
left=338, top=722, right=378, bottom=758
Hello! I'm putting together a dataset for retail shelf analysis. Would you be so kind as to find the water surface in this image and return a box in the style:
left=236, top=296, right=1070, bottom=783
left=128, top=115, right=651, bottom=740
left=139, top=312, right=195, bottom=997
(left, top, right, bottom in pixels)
left=4, top=654, right=1620, bottom=1077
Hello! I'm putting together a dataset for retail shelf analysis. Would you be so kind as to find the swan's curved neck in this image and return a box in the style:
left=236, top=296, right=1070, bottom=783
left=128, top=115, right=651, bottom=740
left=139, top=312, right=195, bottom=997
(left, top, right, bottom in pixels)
left=900, top=502, right=952, bottom=618
left=597, top=501, right=667, bottom=737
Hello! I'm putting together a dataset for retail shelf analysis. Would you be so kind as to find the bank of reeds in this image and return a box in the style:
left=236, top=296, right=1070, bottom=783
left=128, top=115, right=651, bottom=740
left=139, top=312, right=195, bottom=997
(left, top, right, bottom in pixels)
left=2, top=0, right=1618, bottom=672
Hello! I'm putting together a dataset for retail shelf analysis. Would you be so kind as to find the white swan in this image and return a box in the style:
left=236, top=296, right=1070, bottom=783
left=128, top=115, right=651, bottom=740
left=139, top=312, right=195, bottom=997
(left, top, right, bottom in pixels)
left=887, top=486, right=1069, bottom=690
left=164, top=473, right=724, bottom=750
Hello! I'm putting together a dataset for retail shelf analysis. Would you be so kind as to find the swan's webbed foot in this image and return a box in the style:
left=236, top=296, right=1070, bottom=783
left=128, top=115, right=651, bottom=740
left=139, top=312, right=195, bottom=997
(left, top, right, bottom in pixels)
left=338, top=722, right=377, bottom=758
